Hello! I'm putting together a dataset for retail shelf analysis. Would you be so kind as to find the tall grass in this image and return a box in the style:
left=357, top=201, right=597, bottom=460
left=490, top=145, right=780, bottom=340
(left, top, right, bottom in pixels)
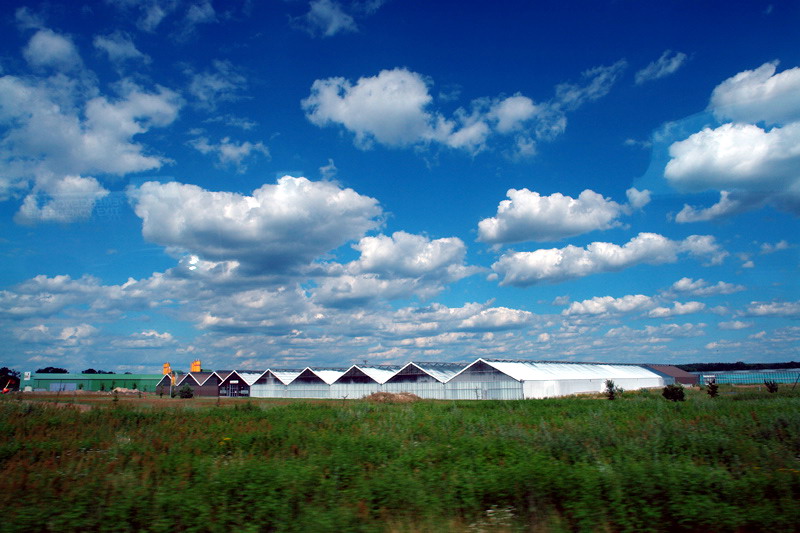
left=1, top=389, right=799, bottom=532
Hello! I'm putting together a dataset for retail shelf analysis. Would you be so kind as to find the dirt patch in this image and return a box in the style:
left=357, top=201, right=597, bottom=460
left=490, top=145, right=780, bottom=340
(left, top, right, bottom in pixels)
left=364, top=392, right=422, bottom=403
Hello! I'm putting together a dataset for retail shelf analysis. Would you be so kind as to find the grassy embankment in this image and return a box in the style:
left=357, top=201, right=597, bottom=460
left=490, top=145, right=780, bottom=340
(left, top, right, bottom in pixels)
left=1, top=387, right=799, bottom=532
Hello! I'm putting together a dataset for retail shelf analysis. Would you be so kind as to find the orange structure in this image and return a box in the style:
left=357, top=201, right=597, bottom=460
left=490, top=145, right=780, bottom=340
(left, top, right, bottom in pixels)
left=191, top=360, right=202, bottom=372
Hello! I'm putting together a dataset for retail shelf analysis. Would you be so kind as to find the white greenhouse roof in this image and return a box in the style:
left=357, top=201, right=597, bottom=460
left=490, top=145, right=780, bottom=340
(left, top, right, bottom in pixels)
left=266, top=370, right=302, bottom=385
left=407, top=362, right=467, bottom=383
left=236, top=372, right=264, bottom=386
left=313, top=369, right=346, bottom=384
left=354, top=365, right=402, bottom=384
left=476, top=359, right=661, bottom=382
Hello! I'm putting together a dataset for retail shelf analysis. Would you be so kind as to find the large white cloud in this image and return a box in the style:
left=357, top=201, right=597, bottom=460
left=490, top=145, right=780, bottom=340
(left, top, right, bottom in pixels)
left=665, top=122, right=800, bottom=192
left=477, top=187, right=649, bottom=244
left=666, top=62, right=800, bottom=220
left=129, top=176, right=383, bottom=272
left=710, top=62, right=800, bottom=125
left=491, top=232, right=727, bottom=287
left=0, top=71, right=181, bottom=214
left=302, top=62, right=625, bottom=154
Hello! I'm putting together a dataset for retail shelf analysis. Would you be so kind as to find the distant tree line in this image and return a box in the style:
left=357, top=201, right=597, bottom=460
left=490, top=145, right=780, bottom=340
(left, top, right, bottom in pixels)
left=33, top=368, right=127, bottom=374
left=677, top=361, right=800, bottom=372
left=35, top=367, right=69, bottom=373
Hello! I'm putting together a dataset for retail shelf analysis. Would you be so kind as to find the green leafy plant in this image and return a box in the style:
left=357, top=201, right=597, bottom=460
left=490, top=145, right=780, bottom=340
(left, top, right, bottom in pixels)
left=706, top=379, right=719, bottom=398
left=178, top=384, right=194, bottom=399
left=764, top=380, right=779, bottom=393
left=662, top=383, right=685, bottom=402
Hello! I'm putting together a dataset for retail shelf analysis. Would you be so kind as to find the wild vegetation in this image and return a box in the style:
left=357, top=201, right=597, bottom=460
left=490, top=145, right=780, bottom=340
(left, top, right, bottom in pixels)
left=1, top=387, right=799, bottom=532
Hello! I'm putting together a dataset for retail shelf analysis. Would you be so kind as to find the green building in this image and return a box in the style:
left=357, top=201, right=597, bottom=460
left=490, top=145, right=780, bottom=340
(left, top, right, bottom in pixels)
left=23, top=373, right=164, bottom=392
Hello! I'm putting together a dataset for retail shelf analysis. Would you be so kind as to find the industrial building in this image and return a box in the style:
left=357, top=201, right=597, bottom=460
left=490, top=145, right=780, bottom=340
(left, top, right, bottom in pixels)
left=23, top=359, right=691, bottom=399
left=23, top=373, right=162, bottom=392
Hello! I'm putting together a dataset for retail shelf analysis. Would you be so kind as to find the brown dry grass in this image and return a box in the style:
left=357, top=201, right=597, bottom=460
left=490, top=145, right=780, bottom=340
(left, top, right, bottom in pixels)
left=363, top=391, right=422, bottom=403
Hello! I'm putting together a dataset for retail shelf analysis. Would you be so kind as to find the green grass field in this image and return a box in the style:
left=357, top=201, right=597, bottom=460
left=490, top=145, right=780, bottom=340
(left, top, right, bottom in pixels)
left=1, top=387, right=799, bottom=532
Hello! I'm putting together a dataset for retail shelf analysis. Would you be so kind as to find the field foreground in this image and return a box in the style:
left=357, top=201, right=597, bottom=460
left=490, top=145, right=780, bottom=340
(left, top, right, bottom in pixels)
left=1, top=388, right=799, bottom=532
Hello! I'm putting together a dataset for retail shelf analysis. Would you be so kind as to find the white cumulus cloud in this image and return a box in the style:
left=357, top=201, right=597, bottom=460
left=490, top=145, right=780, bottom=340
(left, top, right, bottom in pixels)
left=744, top=301, right=800, bottom=317
left=710, top=61, right=800, bottom=125
left=668, top=277, right=745, bottom=297
left=491, top=232, right=726, bottom=287
left=477, top=187, right=650, bottom=244
left=666, top=62, right=800, bottom=220
left=648, top=301, right=706, bottom=318
left=562, top=294, right=654, bottom=316
left=302, top=62, right=626, bottom=154
left=23, top=29, right=82, bottom=71
left=0, top=74, right=181, bottom=203
left=129, top=176, right=383, bottom=273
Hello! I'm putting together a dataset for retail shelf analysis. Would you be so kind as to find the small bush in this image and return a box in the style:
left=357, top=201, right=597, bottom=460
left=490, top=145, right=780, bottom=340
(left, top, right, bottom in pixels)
left=604, top=379, right=622, bottom=400
left=764, top=380, right=779, bottom=393
left=662, top=383, right=685, bottom=402
left=178, top=384, right=194, bottom=399
left=706, top=379, right=719, bottom=398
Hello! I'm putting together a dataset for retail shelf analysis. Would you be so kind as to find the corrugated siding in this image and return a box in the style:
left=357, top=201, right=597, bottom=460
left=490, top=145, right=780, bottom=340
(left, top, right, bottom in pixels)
left=286, top=383, right=331, bottom=398
left=250, top=384, right=287, bottom=398
left=383, top=381, right=446, bottom=399
left=330, top=383, right=380, bottom=399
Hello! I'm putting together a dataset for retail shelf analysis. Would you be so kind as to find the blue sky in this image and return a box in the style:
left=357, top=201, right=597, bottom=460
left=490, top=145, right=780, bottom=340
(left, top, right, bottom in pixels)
left=1, top=0, right=798, bottom=373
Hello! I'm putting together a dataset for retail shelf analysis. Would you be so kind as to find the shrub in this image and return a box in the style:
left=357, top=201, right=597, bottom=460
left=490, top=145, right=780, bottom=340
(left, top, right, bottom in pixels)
left=178, top=384, right=194, bottom=399
left=706, top=379, right=719, bottom=398
left=662, top=383, right=685, bottom=402
left=764, top=380, right=779, bottom=393
left=604, top=379, right=622, bottom=400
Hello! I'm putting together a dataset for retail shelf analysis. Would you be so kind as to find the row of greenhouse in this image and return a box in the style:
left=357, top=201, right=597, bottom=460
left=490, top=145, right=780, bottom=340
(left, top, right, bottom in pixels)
left=25, top=361, right=799, bottom=399
left=151, top=359, right=698, bottom=400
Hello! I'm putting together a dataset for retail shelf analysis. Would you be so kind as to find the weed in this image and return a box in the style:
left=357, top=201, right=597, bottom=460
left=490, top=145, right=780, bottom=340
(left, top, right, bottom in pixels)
left=765, top=380, right=779, bottom=393
left=707, top=379, right=719, bottom=398
left=662, top=383, right=686, bottom=402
